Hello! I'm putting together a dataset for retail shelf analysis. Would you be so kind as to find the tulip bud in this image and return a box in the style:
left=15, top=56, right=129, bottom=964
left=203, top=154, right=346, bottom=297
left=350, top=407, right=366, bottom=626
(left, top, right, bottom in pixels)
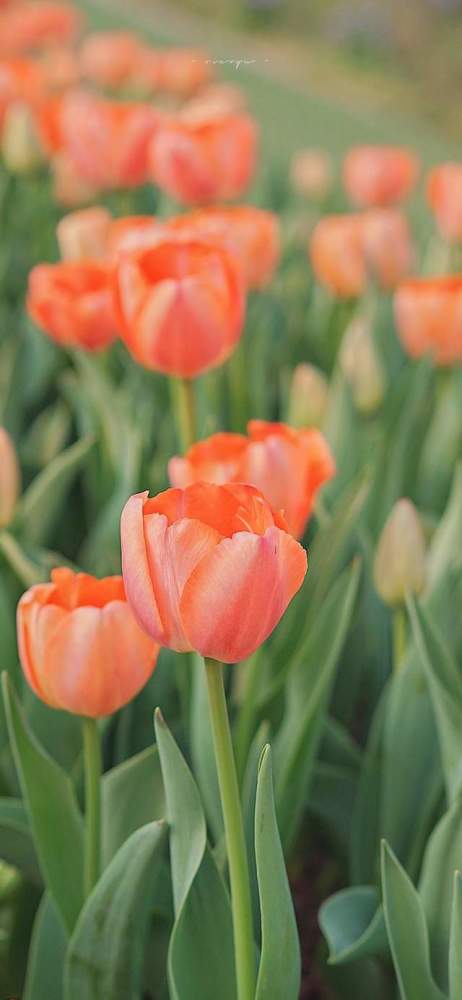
left=288, top=363, right=329, bottom=428
left=290, top=149, right=333, bottom=201
left=1, top=101, right=44, bottom=175
left=373, top=499, right=427, bottom=607
left=56, top=206, right=112, bottom=261
left=340, top=315, right=385, bottom=414
left=0, top=428, right=20, bottom=527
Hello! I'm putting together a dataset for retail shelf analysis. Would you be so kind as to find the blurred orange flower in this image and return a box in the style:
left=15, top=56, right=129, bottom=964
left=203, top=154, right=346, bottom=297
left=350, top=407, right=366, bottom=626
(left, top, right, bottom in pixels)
left=154, top=47, right=212, bottom=97
left=107, top=214, right=162, bottom=258
left=394, top=276, right=462, bottom=365
left=79, top=31, right=146, bottom=90
left=290, top=148, right=333, bottom=201
left=17, top=568, right=159, bottom=717
left=427, top=163, right=462, bottom=243
left=343, top=145, right=419, bottom=208
left=149, top=110, right=258, bottom=205
left=56, top=206, right=112, bottom=261
left=310, top=210, right=413, bottom=298
left=27, top=260, right=118, bottom=351
left=0, top=2, right=82, bottom=57
left=113, top=235, right=245, bottom=378
left=169, top=421, right=335, bottom=538
left=59, top=89, right=161, bottom=190
left=121, top=483, right=307, bottom=662
left=168, top=205, right=280, bottom=289
left=0, top=58, right=46, bottom=130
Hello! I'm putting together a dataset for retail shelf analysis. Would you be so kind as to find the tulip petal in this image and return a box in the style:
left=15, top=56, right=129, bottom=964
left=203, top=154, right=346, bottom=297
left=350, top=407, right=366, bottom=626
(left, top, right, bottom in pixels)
left=121, top=491, right=165, bottom=640
left=180, top=526, right=307, bottom=663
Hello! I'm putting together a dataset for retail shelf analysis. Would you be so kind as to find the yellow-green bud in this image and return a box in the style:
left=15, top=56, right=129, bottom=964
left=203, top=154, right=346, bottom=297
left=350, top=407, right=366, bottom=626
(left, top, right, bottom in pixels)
left=340, top=315, right=385, bottom=414
left=288, top=363, right=329, bottom=428
left=0, top=428, right=20, bottom=527
left=373, top=499, right=427, bottom=607
left=289, top=149, right=333, bottom=201
left=1, top=101, right=44, bottom=175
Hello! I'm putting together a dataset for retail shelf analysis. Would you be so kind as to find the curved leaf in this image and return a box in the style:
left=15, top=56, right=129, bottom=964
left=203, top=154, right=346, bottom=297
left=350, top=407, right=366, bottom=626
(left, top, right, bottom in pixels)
left=255, top=745, right=300, bottom=1000
left=102, top=745, right=165, bottom=864
left=419, top=798, right=462, bottom=993
left=319, top=886, right=387, bottom=965
left=0, top=796, right=41, bottom=885
left=23, top=894, right=67, bottom=1000
left=450, top=871, right=462, bottom=1000
left=14, top=436, right=95, bottom=546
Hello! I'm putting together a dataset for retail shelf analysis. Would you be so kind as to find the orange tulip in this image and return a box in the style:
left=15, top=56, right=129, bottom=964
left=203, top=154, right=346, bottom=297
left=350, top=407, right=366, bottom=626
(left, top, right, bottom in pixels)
left=107, top=214, right=162, bottom=258
left=427, top=163, right=462, bottom=243
left=343, top=145, right=418, bottom=207
left=149, top=110, right=258, bottom=205
left=394, top=276, right=462, bottom=366
left=17, top=567, right=159, bottom=717
left=27, top=260, right=118, bottom=351
left=38, top=45, right=80, bottom=91
left=113, top=235, right=245, bottom=378
left=310, top=210, right=413, bottom=299
left=0, top=58, right=46, bottom=130
left=155, top=47, right=212, bottom=97
left=183, top=82, right=247, bottom=121
left=0, top=2, right=82, bottom=57
left=56, top=206, right=112, bottom=261
left=168, top=421, right=335, bottom=539
left=34, top=92, right=65, bottom=155
left=121, top=482, right=307, bottom=663
left=79, top=31, right=146, bottom=90
left=167, top=205, right=280, bottom=289
left=50, top=150, right=100, bottom=206
left=290, top=148, right=333, bottom=201
left=59, top=89, right=161, bottom=190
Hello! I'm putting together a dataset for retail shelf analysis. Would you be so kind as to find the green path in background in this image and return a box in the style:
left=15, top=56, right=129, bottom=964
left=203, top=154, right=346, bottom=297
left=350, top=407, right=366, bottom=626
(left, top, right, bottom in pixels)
left=80, top=0, right=459, bottom=172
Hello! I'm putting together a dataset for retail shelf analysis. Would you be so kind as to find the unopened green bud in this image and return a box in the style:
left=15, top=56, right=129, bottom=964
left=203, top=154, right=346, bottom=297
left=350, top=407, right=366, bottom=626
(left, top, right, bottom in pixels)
left=1, top=101, right=44, bottom=175
left=0, top=428, right=20, bottom=527
left=340, top=315, right=385, bottom=414
left=288, top=363, right=329, bottom=428
left=374, top=499, right=426, bottom=607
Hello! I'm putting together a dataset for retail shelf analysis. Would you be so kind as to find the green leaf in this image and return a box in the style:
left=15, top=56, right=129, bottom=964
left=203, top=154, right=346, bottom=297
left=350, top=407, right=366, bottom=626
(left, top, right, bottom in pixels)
left=0, top=797, right=41, bottom=885
left=102, top=745, right=165, bottom=865
left=381, top=840, right=445, bottom=1000
left=23, top=894, right=67, bottom=1000
left=349, top=690, right=387, bottom=885
left=319, top=886, right=387, bottom=965
left=2, top=674, right=84, bottom=932
left=309, top=762, right=358, bottom=855
left=426, top=462, right=462, bottom=591
left=449, top=871, right=462, bottom=1000
left=14, top=436, right=95, bottom=546
left=419, top=798, right=462, bottom=993
left=155, top=709, right=236, bottom=1000
left=408, top=595, right=462, bottom=803
left=274, top=561, right=360, bottom=852
left=65, top=821, right=167, bottom=1000
left=255, top=745, right=300, bottom=1000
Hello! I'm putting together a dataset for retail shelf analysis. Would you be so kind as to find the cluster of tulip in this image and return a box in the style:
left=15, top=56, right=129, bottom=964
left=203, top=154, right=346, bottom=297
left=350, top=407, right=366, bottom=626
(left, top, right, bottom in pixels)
left=2, top=2, right=462, bottom=999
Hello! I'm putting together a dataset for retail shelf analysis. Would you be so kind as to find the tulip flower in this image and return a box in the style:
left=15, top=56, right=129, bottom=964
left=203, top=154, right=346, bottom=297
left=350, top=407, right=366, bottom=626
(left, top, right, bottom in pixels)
left=310, top=209, right=413, bottom=299
left=121, top=482, right=307, bottom=663
left=0, top=2, right=82, bottom=57
left=0, top=58, right=46, bottom=131
left=149, top=110, right=258, bottom=205
left=394, top=276, right=462, bottom=365
left=38, top=45, right=80, bottom=92
left=288, top=364, right=329, bottom=428
left=168, top=420, right=335, bottom=538
left=59, top=90, right=161, bottom=190
left=290, top=148, right=333, bottom=201
left=0, top=427, right=20, bottom=527
left=374, top=500, right=426, bottom=608
left=56, top=206, right=112, bottom=261
left=79, top=31, right=146, bottom=90
left=343, top=145, right=419, bottom=208
left=168, top=205, right=280, bottom=289
left=183, top=82, right=247, bottom=121
left=426, top=163, right=462, bottom=243
left=17, top=567, right=159, bottom=717
left=27, top=260, right=119, bottom=351
left=113, top=234, right=245, bottom=378
left=107, top=214, right=162, bottom=258
left=50, top=150, right=100, bottom=207
left=155, top=47, right=212, bottom=97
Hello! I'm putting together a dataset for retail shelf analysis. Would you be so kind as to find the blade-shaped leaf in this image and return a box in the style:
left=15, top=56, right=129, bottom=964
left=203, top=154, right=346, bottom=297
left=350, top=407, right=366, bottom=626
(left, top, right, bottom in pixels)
left=23, top=894, right=67, bottom=1000
left=102, top=745, right=165, bottom=864
left=419, top=798, right=462, bottom=994
left=408, top=594, right=462, bottom=803
left=381, top=840, right=445, bottom=1000
left=14, top=436, right=94, bottom=546
left=275, top=561, right=360, bottom=852
left=0, top=797, right=41, bottom=885
left=190, top=653, right=223, bottom=842
left=319, top=886, right=387, bottom=966
left=255, top=745, right=300, bottom=1000
left=65, top=821, right=167, bottom=1000
left=449, top=871, right=462, bottom=1000
left=2, top=674, right=84, bottom=932
left=155, top=709, right=236, bottom=1000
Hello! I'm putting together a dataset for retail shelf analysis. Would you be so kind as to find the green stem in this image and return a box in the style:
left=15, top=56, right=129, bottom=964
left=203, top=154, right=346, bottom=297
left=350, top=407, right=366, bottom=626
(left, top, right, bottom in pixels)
left=393, top=605, right=407, bottom=672
left=204, top=658, right=256, bottom=1000
left=82, top=717, right=102, bottom=898
left=0, top=531, right=45, bottom=588
left=171, top=377, right=197, bottom=452
left=228, top=342, right=248, bottom=433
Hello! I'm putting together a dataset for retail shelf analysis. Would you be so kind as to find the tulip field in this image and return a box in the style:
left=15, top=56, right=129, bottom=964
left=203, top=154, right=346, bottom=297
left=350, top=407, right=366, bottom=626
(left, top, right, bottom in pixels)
left=2, top=2, right=462, bottom=999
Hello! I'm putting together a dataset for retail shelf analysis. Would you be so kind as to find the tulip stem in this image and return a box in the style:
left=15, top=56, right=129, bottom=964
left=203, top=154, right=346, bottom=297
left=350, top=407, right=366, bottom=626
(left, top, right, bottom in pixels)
left=171, top=377, right=197, bottom=451
left=393, top=605, right=407, bottom=672
left=228, top=343, right=247, bottom=433
left=204, top=658, right=256, bottom=1000
left=82, top=717, right=102, bottom=898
